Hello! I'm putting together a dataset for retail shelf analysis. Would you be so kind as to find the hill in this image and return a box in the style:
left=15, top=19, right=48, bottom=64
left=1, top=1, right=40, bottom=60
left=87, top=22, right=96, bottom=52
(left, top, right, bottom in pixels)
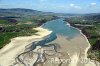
left=0, top=8, right=81, bottom=17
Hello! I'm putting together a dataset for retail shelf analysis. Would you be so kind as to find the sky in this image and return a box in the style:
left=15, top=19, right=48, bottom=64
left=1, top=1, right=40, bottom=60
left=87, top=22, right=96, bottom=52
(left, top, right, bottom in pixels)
left=0, top=0, right=100, bottom=13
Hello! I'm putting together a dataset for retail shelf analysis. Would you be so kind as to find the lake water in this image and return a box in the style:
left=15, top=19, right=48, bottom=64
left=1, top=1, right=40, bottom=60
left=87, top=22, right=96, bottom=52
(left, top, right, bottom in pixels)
left=42, top=19, right=80, bottom=38
left=32, top=19, right=81, bottom=47
left=30, top=19, right=81, bottom=48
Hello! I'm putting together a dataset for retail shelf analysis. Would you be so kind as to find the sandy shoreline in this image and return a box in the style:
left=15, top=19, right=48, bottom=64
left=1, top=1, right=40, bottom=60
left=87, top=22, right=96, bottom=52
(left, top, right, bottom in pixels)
left=69, top=26, right=100, bottom=66
left=0, top=27, right=52, bottom=66
left=0, top=25, right=100, bottom=66
left=71, top=26, right=91, bottom=57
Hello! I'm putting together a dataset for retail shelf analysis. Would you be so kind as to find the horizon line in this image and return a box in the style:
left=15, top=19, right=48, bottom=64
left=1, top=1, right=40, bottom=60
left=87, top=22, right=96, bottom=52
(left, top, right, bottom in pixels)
left=0, top=7, right=100, bottom=14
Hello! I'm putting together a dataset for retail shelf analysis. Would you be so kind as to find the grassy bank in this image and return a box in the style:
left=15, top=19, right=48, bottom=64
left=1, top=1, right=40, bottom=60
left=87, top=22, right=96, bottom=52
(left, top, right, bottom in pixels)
left=0, top=15, right=55, bottom=49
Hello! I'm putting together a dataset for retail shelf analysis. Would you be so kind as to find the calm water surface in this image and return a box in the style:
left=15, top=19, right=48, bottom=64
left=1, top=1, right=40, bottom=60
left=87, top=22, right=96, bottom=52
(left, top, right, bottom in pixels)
left=42, top=19, right=80, bottom=38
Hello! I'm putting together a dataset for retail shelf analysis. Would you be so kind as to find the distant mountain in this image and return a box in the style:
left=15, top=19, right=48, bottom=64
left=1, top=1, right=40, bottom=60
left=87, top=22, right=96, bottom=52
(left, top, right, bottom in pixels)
left=0, top=8, right=100, bottom=18
left=81, top=13, right=100, bottom=21
left=0, top=8, right=48, bottom=17
left=84, top=13, right=100, bottom=16
left=0, top=8, right=81, bottom=17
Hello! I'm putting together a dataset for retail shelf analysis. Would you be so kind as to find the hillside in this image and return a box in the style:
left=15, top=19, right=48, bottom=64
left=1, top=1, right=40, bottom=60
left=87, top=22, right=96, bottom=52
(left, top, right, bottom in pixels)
left=0, top=8, right=47, bottom=17
left=0, top=8, right=82, bottom=17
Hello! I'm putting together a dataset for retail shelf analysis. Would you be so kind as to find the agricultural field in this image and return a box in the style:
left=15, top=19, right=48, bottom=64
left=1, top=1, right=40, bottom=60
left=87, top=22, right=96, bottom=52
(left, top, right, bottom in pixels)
left=0, top=15, right=55, bottom=49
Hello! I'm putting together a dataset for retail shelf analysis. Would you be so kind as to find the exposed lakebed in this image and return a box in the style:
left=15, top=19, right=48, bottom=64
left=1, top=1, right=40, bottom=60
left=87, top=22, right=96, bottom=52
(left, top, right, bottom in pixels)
left=1, top=19, right=98, bottom=66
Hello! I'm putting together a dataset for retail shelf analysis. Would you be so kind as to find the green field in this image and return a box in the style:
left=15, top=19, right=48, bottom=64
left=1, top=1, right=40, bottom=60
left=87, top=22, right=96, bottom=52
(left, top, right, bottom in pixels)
left=0, top=15, right=55, bottom=49
left=0, top=20, right=37, bottom=49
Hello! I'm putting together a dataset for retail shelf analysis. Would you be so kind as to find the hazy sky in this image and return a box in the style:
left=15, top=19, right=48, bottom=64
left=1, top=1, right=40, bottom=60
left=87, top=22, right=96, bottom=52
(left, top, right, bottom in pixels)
left=0, top=0, right=100, bottom=13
